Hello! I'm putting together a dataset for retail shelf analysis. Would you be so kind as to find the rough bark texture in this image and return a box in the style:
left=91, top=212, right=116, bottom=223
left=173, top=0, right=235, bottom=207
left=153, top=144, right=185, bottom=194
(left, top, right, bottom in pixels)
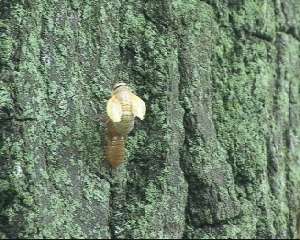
left=0, top=0, right=300, bottom=239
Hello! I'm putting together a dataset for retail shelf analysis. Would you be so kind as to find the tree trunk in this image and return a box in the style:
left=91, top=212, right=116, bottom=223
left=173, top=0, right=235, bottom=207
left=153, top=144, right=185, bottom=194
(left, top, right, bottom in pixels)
left=0, top=0, right=300, bottom=238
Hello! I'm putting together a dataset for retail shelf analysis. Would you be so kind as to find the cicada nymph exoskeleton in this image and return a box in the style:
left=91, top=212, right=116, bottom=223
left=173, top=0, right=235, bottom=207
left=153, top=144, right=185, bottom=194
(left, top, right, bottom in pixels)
left=105, top=83, right=146, bottom=168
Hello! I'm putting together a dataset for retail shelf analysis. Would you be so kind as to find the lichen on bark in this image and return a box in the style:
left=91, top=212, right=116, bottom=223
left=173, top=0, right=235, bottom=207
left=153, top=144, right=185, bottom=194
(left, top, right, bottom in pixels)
left=0, top=0, right=299, bottom=239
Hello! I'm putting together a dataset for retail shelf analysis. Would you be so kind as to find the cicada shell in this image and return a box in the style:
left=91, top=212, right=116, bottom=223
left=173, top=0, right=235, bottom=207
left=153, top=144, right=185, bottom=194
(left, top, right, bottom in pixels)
left=105, top=83, right=146, bottom=167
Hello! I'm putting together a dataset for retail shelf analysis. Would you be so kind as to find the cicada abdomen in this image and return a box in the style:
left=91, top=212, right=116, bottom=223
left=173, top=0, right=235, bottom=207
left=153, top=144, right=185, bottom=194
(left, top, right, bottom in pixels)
left=106, top=119, right=126, bottom=168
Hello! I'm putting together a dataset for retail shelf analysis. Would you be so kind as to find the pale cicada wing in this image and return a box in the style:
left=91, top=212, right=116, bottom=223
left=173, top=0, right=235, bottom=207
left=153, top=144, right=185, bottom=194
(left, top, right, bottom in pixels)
left=106, top=96, right=123, bottom=122
left=131, top=94, right=146, bottom=120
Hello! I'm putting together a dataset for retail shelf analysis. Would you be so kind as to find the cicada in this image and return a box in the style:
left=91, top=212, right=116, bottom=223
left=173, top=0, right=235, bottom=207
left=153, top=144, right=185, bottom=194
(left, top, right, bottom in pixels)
left=105, top=83, right=146, bottom=168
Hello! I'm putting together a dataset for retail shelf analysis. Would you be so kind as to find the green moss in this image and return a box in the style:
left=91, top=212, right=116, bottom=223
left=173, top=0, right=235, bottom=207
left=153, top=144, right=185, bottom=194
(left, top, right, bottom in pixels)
left=0, top=0, right=299, bottom=239
left=0, top=21, right=14, bottom=67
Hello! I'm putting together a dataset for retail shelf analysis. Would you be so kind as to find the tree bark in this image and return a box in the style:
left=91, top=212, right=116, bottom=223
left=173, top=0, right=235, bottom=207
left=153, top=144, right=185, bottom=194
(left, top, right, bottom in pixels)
left=0, top=0, right=300, bottom=238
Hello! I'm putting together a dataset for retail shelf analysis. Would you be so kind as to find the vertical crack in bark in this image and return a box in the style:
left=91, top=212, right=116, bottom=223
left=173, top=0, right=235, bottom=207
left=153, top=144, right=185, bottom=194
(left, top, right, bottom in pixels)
left=297, top=212, right=300, bottom=239
left=108, top=180, right=115, bottom=239
left=176, top=43, right=190, bottom=238
left=176, top=2, right=216, bottom=236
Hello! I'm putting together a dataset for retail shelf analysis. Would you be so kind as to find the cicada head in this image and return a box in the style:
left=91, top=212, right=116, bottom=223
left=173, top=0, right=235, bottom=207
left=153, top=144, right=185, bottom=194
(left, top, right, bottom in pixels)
left=113, top=82, right=127, bottom=90
left=112, top=82, right=130, bottom=95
